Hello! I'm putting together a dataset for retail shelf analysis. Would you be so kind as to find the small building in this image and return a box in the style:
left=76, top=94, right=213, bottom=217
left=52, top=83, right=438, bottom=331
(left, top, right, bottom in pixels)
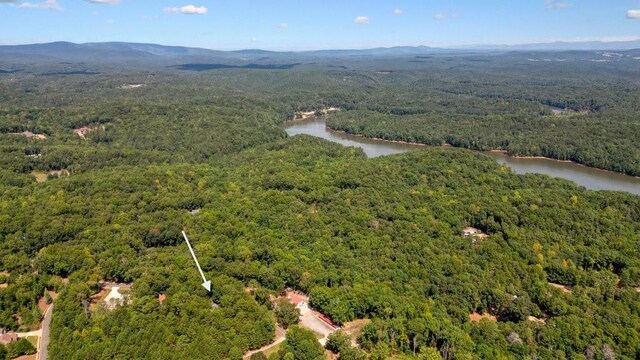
left=0, top=328, right=18, bottom=346
left=288, top=292, right=306, bottom=307
left=158, top=293, right=167, bottom=305
left=314, top=311, right=340, bottom=329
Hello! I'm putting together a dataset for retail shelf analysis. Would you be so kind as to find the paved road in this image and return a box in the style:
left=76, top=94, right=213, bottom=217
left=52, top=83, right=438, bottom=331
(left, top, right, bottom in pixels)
left=39, top=304, right=53, bottom=360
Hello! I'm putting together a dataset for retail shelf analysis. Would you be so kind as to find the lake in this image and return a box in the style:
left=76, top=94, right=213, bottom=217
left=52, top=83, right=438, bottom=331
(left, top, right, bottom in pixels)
left=284, top=117, right=640, bottom=196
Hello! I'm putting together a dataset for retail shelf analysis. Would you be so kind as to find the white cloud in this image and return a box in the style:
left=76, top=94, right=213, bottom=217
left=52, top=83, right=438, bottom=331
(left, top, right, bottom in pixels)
left=545, top=0, right=570, bottom=10
left=19, top=0, right=61, bottom=10
left=627, top=9, right=640, bottom=19
left=86, top=0, right=121, bottom=4
left=164, top=4, right=207, bottom=15
left=393, top=8, right=402, bottom=15
left=277, top=22, right=288, bottom=29
left=354, top=16, right=369, bottom=24
left=433, top=13, right=446, bottom=20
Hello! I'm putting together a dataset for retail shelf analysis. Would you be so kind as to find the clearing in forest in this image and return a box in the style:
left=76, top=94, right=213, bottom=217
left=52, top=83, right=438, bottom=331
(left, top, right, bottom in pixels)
left=548, top=282, right=572, bottom=294
left=90, top=283, right=132, bottom=310
left=469, top=312, right=497, bottom=322
left=527, top=316, right=546, bottom=324
left=8, top=131, right=47, bottom=140
left=342, top=319, right=371, bottom=347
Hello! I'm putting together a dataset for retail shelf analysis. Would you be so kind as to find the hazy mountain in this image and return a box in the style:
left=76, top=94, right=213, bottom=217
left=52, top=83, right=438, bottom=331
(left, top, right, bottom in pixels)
left=462, top=40, right=640, bottom=51
left=0, top=41, right=638, bottom=69
left=0, top=41, right=231, bottom=63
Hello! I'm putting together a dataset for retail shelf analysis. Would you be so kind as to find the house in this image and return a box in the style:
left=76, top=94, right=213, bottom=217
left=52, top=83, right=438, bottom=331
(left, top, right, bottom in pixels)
left=288, top=292, right=307, bottom=307
left=0, top=328, right=18, bottom=346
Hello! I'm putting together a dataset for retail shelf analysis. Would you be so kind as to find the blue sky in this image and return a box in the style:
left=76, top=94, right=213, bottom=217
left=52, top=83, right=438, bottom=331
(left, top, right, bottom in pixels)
left=0, top=0, right=639, bottom=50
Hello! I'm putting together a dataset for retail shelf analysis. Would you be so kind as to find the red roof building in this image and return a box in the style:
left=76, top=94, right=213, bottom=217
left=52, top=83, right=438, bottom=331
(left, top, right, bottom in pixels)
left=314, top=311, right=339, bottom=329
left=288, top=293, right=306, bottom=305
left=0, top=328, right=17, bottom=346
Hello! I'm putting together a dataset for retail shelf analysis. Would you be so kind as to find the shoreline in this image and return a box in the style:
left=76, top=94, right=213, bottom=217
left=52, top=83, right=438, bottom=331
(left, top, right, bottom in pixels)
left=321, top=123, right=639, bottom=179
left=284, top=117, right=640, bottom=180
left=488, top=149, right=573, bottom=163
left=326, top=127, right=429, bottom=147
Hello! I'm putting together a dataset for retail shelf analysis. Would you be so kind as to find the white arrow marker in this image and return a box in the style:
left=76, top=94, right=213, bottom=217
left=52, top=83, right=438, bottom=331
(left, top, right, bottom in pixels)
left=182, top=230, right=211, bottom=292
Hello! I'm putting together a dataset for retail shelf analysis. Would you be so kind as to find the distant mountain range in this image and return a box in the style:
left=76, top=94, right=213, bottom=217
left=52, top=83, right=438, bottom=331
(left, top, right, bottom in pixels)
left=0, top=40, right=638, bottom=66
left=461, top=40, right=640, bottom=51
left=0, top=41, right=450, bottom=61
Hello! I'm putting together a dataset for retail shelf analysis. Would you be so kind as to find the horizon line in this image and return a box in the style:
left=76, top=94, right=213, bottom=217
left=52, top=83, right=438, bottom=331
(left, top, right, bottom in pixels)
left=1, top=37, right=640, bottom=52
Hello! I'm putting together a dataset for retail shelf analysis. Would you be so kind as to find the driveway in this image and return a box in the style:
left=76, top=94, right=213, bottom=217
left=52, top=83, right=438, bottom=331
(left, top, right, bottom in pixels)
left=298, top=303, right=338, bottom=345
left=243, top=325, right=286, bottom=359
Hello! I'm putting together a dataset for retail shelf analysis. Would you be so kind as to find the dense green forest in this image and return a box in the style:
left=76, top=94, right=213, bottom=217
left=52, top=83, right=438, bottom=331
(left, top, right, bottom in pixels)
left=1, top=51, right=640, bottom=359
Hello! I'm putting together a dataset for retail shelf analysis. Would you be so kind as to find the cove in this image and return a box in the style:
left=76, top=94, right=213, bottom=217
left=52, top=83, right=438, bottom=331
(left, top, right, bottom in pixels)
left=284, top=117, right=640, bottom=196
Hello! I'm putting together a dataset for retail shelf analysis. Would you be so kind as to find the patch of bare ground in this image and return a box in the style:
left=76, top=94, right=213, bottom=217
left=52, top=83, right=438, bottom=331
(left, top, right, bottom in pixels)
left=74, top=125, right=104, bottom=139
left=119, top=84, right=144, bottom=89
left=469, top=312, right=497, bottom=322
left=326, top=350, right=339, bottom=359
left=293, top=107, right=340, bottom=120
left=549, top=282, right=572, bottom=294
left=13, top=355, right=37, bottom=360
left=30, top=172, right=48, bottom=183
left=32, top=170, right=70, bottom=182
left=548, top=104, right=591, bottom=116
left=342, top=319, right=370, bottom=339
left=37, top=297, right=49, bottom=314
left=527, top=316, right=546, bottom=324
left=74, top=127, right=92, bottom=139
left=9, top=131, right=47, bottom=140
left=48, top=169, right=70, bottom=178
left=89, top=288, right=110, bottom=310
left=342, top=319, right=370, bottom=347
left=48, top=290, right=59, bottom=300
left=0, top=283, right=7, bottom=289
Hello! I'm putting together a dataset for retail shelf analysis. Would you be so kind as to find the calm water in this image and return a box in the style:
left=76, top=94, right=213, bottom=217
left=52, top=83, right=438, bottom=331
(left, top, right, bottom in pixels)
left=284, top=118, right=640, bottom=195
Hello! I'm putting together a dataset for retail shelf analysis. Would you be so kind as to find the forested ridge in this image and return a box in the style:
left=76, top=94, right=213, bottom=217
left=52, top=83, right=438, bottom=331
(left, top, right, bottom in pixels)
left=1, top=51, right=640, bottom=359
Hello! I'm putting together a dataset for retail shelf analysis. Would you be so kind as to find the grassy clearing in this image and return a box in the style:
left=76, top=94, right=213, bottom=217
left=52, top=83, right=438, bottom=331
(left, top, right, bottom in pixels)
left=31, top=171, right=47, bottom=183
left=262, top=343, right=282, bottom=357
left=26, top=335, right=38, bottom=347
